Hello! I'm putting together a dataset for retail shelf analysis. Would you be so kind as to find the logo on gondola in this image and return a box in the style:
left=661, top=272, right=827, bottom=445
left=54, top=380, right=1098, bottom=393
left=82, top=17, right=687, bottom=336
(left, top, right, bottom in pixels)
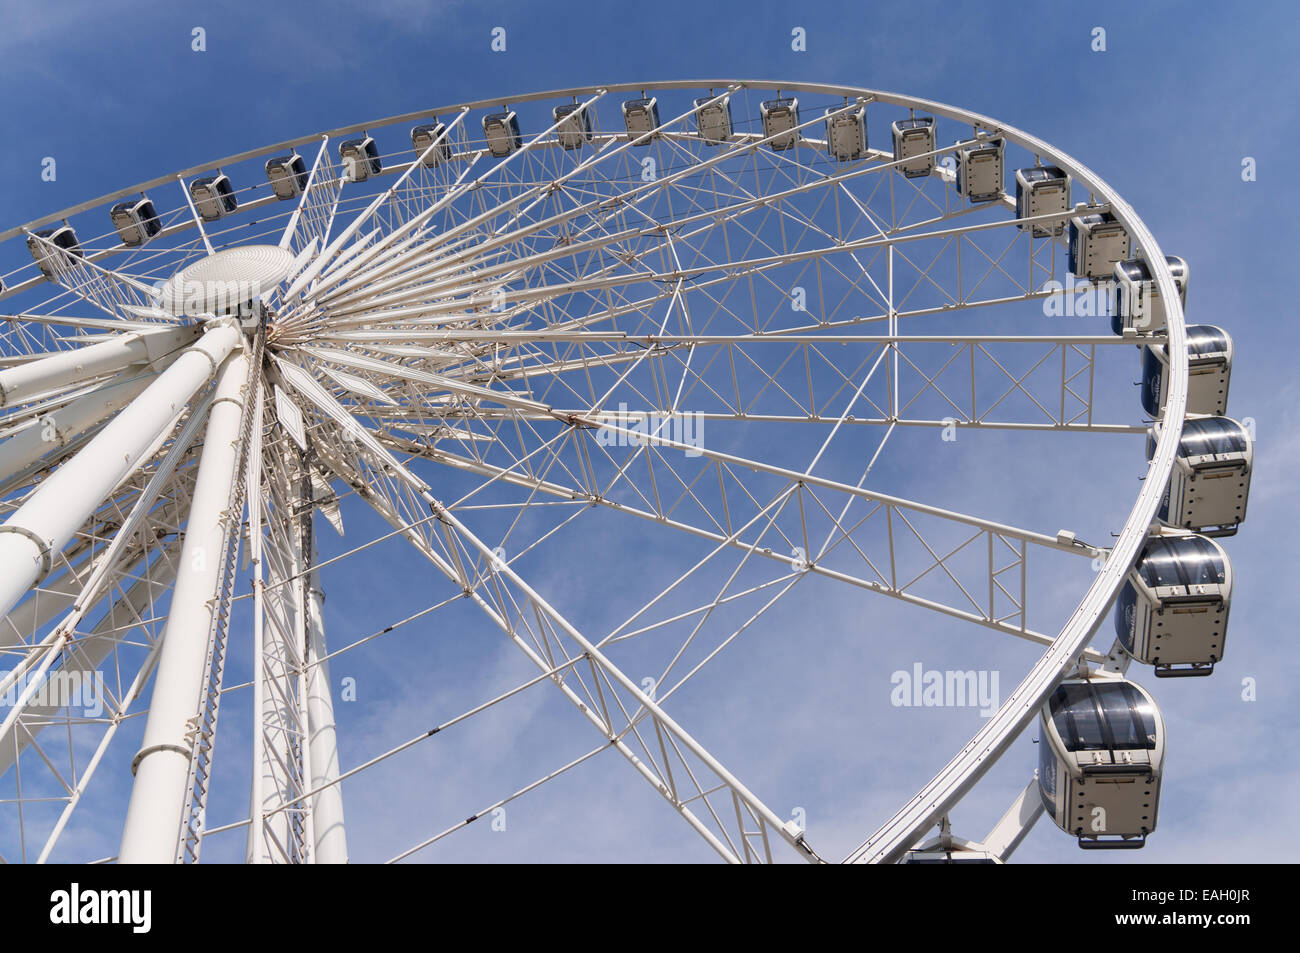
left=1038, top=736, right=1057, bottom=800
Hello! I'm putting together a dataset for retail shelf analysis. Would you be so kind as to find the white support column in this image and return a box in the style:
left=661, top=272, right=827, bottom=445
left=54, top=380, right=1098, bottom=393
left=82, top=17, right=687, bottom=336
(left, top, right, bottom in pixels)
left=118, top=341, right=249, bottom=864
left=0, top=374, right=155, bottom=483
left=243, top=378, right=270, bottom=864
left=293, top=521, right=316, bottom=861
left=249, top=437, right=321, bottom=863
left=0, top=325, right=199, bottom=408
left=305, top=533, right=348, bottom=863
left=0, top=324, right=242, bottom=622
left=249, top=518, right=301, bottom=863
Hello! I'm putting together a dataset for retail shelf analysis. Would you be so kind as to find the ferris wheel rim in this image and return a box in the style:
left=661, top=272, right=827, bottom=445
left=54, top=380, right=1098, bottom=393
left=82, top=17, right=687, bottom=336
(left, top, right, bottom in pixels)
left=0, top=79, right=1190, bottom=863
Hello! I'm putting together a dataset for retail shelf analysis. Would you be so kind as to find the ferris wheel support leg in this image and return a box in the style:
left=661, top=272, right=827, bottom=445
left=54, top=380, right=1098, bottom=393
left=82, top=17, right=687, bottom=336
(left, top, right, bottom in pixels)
left=305, top=534, right=348, bottom=863
left=0, top=324, right=199, bottom=409
left=0, top=324, right=242, bottom=622
left=982, top=778, right=1045, bottom=862
left=249, top=521, right=302, bottom=863
left=118, top=342, right=250, bottom=865
left=0, top=374, right=156, bottom=484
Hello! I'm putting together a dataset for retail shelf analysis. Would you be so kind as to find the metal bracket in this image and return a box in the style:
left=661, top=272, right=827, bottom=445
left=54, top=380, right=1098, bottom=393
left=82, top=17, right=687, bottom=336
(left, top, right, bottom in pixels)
left=130, top=742, right=192, bottom=776
left=0, top=524, right=53, bottom=580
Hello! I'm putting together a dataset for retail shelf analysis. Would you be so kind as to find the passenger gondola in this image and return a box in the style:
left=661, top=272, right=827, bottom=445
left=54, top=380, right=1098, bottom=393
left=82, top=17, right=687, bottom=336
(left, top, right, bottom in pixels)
left=955, top=137, right=1004, bottom=203
left=759, top=97, right=800, bottom=151
left=1038, top=676, right=1164, bottom=849
left=1113, top=256, right=1189, bottom=335
left=1147, top=416, right=1252, bottom=535
left=891, top=116, right=935, bottom=178
left=26, top=225, right=82, bottom=280
left=410, top=122, right=451, bottom=166
left=339, top=136, right=382, bottom=181
left=110, top=197, right=161, bottom=247
left=621, top=97, right=660, bottom=142
left=265, top=153, right=309, bottom=200
left=482, top=111, right=522, bottom=157
left=901, top=845, right=1001, bottom=864
left=553, top=104, right=592, bottom=150
left=693, top=95, right=733, bottom=145
left=1141, top=325, right=1232, bottom=417
left=189, top=174, right=237, bottom=222
left=1068, top=212, right=1130, bottom=280
left=1015, top=166, right=1070, bottom=237
left=1115, top=534, right=1231, bottom=677
left=824, top=104, right=866, bottom=161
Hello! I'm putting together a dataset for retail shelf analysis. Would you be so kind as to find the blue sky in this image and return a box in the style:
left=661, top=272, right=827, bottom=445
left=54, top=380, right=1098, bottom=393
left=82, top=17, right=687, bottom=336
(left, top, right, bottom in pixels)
left=1, top=0, right=1297, bottom=863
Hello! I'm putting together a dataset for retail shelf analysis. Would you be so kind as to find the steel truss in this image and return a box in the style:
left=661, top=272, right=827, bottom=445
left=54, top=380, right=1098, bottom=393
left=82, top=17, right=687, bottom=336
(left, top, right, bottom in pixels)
left=0, top=81, right=1188, bottom=864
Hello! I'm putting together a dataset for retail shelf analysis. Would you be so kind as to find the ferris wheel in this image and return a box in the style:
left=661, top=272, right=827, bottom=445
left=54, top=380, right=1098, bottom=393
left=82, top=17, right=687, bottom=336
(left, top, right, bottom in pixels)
left=0, top=81, right=1251, bottom=864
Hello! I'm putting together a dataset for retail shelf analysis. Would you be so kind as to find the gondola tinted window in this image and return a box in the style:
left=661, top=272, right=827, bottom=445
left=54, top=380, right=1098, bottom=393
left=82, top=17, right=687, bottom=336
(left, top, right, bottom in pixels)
left=1186, top=325, right=1230, bottom=356
left=1049, top=682, right=1157, bottom=752
left=1178, top=418, right=1248, bottom=457
left=1135, top=537, right=1226, bottom=588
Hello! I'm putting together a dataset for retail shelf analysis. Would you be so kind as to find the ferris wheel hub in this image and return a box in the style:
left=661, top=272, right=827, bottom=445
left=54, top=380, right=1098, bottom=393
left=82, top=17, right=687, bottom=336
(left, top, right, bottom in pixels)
left=154, top=244, right=295, bottom=318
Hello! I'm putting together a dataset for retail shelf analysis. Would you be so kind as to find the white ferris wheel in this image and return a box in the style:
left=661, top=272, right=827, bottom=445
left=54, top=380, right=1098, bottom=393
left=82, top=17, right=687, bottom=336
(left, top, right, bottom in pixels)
left=0, top=81, right=1251, bottom=864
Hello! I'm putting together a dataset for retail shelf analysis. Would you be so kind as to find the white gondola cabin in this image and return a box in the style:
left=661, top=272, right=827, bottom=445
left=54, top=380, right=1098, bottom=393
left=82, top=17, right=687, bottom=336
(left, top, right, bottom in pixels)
left=553, top=104, right=592, bottom=150
left=483, top=111, right=522, bottom=157
left=891, top=117, right=935, bottom=178
left=1038, top=677, right=1164, bottom=849
left=901, top=835, right=1001, bottom=864
left=26, top=225, right=82, bottom=280
left=1148, top=416, right=1252, bottom=535
left=1141, top=324, right=1232, bottom=418
left=901, top=847, right=1001, bottom=864
left=189, top=175, right=237, bottom=222
left=955, top=138, right=1004, bottom=203
left=411, top=123, right=451, bottom=166
left=340, top=137, right=382, bottom=181
left=621, top=97, right=660, bottom=143
left=693, top=95, right=733, bottom=145
left=825, top=104, right=866, bottom=161
left=110, top=197, right=161, bottom=247
left=1115, top=534, right=1231, bottom=677
left=1113, top=256, right=1189, bottom=335
left=1015, top=166, right=1070, bottom=237
left=265, top=153, right=308, bottom=200
left=1068, top=212, right=1130, bottom=280
left=760, top=97, right=800, bottom=151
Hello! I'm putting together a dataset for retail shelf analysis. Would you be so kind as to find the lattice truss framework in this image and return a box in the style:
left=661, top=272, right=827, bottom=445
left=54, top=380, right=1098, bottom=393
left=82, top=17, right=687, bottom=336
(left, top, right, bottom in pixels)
left=0, top=83, right=1165, bottom=864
